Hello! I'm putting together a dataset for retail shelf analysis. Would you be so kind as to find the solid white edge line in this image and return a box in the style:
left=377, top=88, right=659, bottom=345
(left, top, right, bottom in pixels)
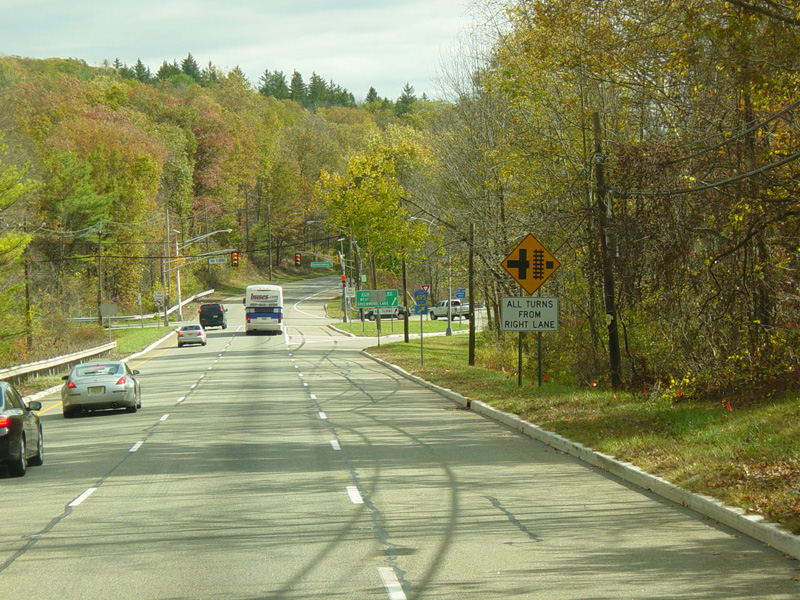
left=346, top=486, right=363, bottom=504
left=129, top=441, right=144, bottom=452
left=378, top=567, right=406, bottom=600
left=69, top=487, right=98, bottom=507
left=330, top=440, right=341, bottom=450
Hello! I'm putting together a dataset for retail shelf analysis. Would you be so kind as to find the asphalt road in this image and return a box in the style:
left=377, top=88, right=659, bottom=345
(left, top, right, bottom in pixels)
left=2, top=276, right=798, bottom=599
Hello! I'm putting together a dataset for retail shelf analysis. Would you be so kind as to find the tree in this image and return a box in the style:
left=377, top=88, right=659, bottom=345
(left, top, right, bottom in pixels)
left=258, top=70, right=290, bottom=99
left=156, top=60, right=183, bottom=81
left=181, top=53, right=202, bottom=83
left=289, top=70, right=307, bottom=105
left=132, top=59, right=152, bottom=83
left=365, top=87, right=379, bottom=103
left=307, top=72, right=328, bottom=110
left=395, top=83, right=416, bottom=116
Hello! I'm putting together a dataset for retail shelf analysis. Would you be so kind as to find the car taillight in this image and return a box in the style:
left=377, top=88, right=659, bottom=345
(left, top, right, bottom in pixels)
left=178, top=332, right=184, bottom=337
left=68, top=381, right=76, bottom=389
left=246, top=316, right=251, bottom=323
left=0, top=416, right=11, bottom=428
left=116, top=377, right=127, bottom=385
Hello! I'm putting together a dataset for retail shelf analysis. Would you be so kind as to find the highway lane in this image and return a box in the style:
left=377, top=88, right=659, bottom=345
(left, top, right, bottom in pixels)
left=1, top=275, right=799, bottom=599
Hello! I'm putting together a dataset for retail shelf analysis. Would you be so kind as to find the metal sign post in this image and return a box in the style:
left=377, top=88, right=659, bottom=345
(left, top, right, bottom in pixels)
left=500, top=233, right=561, bottom=386
left=413, top=289, right=429, bottom=366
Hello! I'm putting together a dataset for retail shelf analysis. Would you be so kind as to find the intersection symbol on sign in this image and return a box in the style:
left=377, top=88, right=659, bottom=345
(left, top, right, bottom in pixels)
left=501, top=233, right=560, bottom=295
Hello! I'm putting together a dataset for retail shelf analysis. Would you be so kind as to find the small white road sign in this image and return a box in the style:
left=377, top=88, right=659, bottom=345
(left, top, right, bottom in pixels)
left=501, top=297, right=559, bottom=332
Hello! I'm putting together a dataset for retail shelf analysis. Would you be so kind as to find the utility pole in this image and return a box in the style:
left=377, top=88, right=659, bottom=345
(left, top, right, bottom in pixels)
left=468, top=222, right=475, bottom=365
left=96, top=220, right=103, bottom=326
left=593, top=111, right=622, bottom=389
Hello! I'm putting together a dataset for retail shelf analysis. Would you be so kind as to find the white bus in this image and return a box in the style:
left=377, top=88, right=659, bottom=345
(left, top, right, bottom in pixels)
left=243, top=284, right=284, bottom=335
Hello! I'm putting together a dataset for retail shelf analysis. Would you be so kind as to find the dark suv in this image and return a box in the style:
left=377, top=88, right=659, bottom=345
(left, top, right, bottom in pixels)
left=198, top=303, right=227, bottom=329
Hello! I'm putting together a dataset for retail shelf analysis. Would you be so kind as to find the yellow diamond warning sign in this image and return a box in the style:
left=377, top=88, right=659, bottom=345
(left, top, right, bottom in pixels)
left=501, top=233, right=560, bottom=295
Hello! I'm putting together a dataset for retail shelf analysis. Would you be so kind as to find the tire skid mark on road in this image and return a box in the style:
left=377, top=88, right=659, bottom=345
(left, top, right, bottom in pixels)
left=1, top=330, right=239, bottom=575
left=293, top=332, right=469, bottom=598
left=291, top=340, right=413, bottom=600
left=0, top=407, right=175, bottom=575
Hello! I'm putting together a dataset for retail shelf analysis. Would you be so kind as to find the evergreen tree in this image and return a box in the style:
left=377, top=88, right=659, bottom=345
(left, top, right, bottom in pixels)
left=365, top=87, right=379, bottom=103
left=289, top=70, right=307, bottom=105
left=307, top=72, right=328, bottom=109
left=200, top=61, right=223, bottom=87
left=227, top=66, right=249, bottom=87
left=395, top=82, right=416, bottom=116
left=181, top=53, right=202, bottom=82
left=258, top=69, right=290, bottom=99
left=132, top=59, right=152, bottom=83
left=155, top=60, right=182, bottom=81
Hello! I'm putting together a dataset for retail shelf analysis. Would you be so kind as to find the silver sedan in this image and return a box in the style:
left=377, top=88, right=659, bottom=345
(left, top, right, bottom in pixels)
left=61, top=360, right=142, bottom=418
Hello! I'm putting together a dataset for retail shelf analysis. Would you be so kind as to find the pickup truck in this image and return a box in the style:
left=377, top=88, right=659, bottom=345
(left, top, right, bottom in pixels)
left=428, top=299, right=471, bottom=320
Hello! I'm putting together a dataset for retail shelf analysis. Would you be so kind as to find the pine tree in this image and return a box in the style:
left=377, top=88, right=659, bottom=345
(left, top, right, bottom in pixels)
left=307, top=72, right=328, bottom=109
left=395, top=83, right=416, bottom=116
left=365, top=87, right=379, bottom=103
left=200, top=61, right=223, bottom=87
left=181, top=53, right=202, bottom=82
left=156, top=60, right=182, bottom=81
left=290, top=70, right=307, bottom=106
left=132, top=59, right=152, bottom=83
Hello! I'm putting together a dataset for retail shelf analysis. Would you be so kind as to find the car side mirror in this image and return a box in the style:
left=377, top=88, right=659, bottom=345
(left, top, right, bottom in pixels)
left=62, top=374, right=69, bottom=380
left=27, top=400, right=42, bottom=411
left=132, top=370, right=140, bottom=375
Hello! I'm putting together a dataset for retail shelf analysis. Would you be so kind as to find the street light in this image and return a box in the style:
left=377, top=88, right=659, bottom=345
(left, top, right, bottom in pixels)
left=173, top=228, right=232, bottom=321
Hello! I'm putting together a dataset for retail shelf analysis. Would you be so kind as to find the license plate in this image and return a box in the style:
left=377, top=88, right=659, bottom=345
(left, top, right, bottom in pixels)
left=88, top=386, right=105, bottom=395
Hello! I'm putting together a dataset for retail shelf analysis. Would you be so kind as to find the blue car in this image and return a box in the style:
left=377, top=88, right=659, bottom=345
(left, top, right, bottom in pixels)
left=0, top=381, right=43, bottom=477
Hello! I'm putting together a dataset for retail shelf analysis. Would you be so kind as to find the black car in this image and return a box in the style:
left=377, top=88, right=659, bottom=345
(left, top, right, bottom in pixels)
left=0, top=381, right=43, bottom=477
left=198, top=303, right=227, bottom=329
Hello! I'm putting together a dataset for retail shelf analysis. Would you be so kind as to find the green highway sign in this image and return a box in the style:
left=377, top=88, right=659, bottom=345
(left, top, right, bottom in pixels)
left=311, top=261, right=334, bottom=268
left=356, top=289, right=399, bottom=308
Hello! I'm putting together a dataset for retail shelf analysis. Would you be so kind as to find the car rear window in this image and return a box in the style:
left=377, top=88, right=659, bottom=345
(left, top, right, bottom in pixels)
left=200, top=304, right=222, bottom=313
left=76, top=364, right=121, bottom=376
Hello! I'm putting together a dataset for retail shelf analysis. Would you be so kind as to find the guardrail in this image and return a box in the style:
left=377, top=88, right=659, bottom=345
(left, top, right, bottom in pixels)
left=69, top=289, right=215, bottom=323
left=2, top=289, right=216, bottom=386
left=0, top=341, right=117, bottom=387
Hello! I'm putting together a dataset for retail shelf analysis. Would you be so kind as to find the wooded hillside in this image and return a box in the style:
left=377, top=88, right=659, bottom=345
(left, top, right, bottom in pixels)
left=2, top=0, right=800, bottom=403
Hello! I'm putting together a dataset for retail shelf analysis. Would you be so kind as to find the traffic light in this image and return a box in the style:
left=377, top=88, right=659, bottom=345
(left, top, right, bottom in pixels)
left=341, top=275, right=346, bottom=286
left=294, top=253, right=301, bottom=267
left=231, top=251, right=239, bottom=267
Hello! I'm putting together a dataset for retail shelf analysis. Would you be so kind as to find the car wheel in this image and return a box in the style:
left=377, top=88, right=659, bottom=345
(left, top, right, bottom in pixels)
left=126, top=403, right=137, bottom=413
left=9, top=437, right=27, bottom=477
left=431, top=313, right=438, bottom=320
left=63, top=407, right=76, bottom=419
left=29, top=426, right=44, bottom=467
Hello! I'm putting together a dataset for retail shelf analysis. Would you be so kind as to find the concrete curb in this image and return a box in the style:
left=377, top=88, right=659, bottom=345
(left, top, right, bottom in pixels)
left=362, top=350, right=800, bottom=560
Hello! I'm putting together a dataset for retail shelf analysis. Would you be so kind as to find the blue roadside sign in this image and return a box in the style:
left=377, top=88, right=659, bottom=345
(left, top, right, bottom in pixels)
left=455, top=287, right=466, bottom=299
left=413, top=289, right=428, bottom=305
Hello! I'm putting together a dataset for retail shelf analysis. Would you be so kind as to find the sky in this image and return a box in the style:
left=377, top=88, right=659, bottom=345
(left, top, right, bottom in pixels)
left=0, top=0, right=479, bottom=101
